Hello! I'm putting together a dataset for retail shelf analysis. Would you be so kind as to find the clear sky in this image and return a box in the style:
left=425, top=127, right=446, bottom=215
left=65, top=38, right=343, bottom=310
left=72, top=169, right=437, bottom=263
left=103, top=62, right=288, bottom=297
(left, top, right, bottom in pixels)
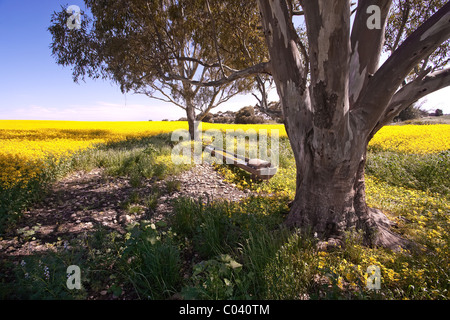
left=0, top=0, right=448, bottom=122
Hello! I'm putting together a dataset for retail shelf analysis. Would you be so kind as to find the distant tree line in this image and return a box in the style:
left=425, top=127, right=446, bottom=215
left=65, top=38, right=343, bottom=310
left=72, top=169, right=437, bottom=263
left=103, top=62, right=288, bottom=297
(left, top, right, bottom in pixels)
left=394, top=101, right=445, bottom=122
left=177, top=102, right=283, bottom=124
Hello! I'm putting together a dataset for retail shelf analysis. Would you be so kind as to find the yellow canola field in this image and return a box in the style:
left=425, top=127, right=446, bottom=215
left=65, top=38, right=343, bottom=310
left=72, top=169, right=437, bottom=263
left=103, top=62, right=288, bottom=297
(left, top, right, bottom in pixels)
left=368, top=124, right=450, bottom=154
left=0, top=120, right=448, bottom=190
left=0, top=120, right=286, bottom=189
left=0, top=120, right=188, bottom=189
left=0, top=120, right=189, bottom=161
left=0, top=120, right=286, bottom=161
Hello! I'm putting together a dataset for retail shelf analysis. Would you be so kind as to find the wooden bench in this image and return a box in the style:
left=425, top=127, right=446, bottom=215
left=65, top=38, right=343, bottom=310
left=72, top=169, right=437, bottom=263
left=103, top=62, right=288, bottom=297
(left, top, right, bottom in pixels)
left=203, top=144, right=278, bottom=180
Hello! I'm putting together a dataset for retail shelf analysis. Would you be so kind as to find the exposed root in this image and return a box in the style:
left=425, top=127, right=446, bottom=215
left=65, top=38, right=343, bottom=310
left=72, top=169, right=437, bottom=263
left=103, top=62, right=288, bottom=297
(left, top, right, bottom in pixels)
left=285, top=203, right=414, bottom=252
left=367, top=208, right=413, bottom=252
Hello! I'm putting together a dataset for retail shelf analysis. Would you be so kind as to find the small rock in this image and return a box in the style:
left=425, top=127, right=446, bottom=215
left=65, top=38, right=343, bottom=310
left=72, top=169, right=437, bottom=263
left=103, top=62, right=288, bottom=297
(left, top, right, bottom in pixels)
left=119, top=215, right=132, bottom=224
left=317, top=238, right=343, bottom=251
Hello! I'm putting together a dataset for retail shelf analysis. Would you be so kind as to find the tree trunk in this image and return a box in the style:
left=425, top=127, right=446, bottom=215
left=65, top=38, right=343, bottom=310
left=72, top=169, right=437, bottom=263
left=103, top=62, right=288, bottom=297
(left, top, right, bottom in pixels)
left=284, top=123, right=371, bottom=238
left=254, top=0, right=450, bottom=249
left=184, top=83, right=200, bottom=141
left=186, top=103, right=199, bottom=141
left=284, top=124, right=407, bottom=249
left=255, top=75, right=269, bottom=112
left=255, top=0, right=411, bottom=249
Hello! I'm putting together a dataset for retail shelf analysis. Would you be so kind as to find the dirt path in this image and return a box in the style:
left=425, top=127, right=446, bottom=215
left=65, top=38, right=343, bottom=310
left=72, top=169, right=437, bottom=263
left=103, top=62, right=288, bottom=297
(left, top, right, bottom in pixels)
left=0, top=164, right=253, bottom=258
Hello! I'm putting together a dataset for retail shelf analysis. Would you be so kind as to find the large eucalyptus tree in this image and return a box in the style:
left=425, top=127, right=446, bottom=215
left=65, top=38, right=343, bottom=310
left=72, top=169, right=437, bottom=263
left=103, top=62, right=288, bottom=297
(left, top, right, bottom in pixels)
left=251, top=0, right=450, bottom=247
left=50, top=0, right=450, bottom=247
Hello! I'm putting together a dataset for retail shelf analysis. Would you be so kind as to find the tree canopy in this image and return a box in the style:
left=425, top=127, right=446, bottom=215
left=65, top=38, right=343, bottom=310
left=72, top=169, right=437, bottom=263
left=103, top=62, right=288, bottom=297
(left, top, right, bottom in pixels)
left=49, top=0, right=269, bottom=137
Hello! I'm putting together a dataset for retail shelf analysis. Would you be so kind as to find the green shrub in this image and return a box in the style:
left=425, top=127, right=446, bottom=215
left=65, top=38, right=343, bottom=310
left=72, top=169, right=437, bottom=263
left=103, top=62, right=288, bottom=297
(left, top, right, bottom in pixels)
left=144, top=190, right=159, bottom=211
left=235, top=106, right=266, bottom=124
left=166, top=179, right=181, bottom=193
left=181, top=254, right=247, bottom=300
left=393, top=104, right=427, bottom=122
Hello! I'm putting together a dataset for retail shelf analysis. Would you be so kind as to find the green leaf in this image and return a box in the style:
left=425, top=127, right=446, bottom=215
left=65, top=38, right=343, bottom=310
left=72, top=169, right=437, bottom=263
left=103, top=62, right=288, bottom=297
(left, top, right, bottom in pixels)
left=155, top=220, right=167, bottom=228
left=227, top=259, right=243, bottom=270
left=109, top=284, right=122, bottom=297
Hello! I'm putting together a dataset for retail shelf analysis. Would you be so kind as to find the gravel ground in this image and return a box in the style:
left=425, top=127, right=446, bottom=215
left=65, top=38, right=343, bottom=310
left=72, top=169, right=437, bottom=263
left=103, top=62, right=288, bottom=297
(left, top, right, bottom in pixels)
left=0, top=164, right=253, bottom=257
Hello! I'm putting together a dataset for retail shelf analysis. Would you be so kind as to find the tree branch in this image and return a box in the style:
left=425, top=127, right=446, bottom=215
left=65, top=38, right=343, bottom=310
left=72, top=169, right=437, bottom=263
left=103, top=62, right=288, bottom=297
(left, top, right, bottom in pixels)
left=378, top=68, right=450, bottom=128
left=139, top=84, right=187, bottom=110
left=196, top=87, right=221, bottom=117
left=171, top=56, right=239, bottom=74
left=292, top=10, right=304, bottom=16
left=349, top=0, right=393, bottom=107
left=205, top=0, right=227, bottom=79
left=257, top=0, right=305, bottom=87
left=391, top=0, right=411, bottom=52
left=355, top=2, right=450, bottom=131
left=292, top=2, right=358, bottom=16
left=301, top=0, right=351, bottom=126
left=172, top=56, right=219, bottom=69
left=162, top=62, right=271, bottom=87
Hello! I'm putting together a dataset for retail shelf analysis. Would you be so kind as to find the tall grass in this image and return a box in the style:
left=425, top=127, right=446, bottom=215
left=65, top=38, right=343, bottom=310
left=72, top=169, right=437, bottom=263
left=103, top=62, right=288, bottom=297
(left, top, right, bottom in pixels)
left=121, top=222, right=182, bottom=299
left=170, top=198, right=240, bottom=259
left=0, top=157, right=56, bottom=234
left=366, top=150, right=449, bottom=196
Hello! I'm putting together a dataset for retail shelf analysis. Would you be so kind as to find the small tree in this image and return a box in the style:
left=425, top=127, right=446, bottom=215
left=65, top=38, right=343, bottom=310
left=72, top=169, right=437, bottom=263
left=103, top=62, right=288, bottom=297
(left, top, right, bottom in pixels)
left=49, top=0, right=267, bottom=139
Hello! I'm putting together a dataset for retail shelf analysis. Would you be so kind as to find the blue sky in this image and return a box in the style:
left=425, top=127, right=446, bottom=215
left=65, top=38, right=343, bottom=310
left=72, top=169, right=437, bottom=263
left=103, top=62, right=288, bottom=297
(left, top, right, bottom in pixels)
left=0, top=0, right=257, bottom=121
left=0, top=1, right=448, bottom=122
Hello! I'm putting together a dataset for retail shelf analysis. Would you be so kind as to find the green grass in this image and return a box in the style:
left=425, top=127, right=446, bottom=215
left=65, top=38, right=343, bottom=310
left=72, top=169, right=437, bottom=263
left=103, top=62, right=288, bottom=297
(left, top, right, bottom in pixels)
left=120, top=221, right=182, bottom=299
left=0, top=157, right=56, bottom=234
left=366, top=150, right=449, bottom=196
left=67, top=134, right=190, bottom=180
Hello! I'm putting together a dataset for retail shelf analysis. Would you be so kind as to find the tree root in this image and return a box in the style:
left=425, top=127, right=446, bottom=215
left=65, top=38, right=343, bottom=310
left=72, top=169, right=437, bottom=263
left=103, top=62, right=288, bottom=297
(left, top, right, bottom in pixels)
left=367, top=207, right=414, bottom=252
left=284, top=201, right=415, bottom=252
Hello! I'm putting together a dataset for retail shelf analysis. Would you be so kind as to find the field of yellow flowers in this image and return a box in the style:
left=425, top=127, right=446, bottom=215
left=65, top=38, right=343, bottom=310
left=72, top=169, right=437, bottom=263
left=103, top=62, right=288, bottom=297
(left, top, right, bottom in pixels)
left=0, top=120, right=284, bottom=190
left=0, top=120, right=448, bottom=211
left=215, top=123, right=449, bottom=299
left=0, top=120, right=449, bottom=299
left=0, top=120, right=186, bottom=189
left=368, top=124, right=450, bottom=154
